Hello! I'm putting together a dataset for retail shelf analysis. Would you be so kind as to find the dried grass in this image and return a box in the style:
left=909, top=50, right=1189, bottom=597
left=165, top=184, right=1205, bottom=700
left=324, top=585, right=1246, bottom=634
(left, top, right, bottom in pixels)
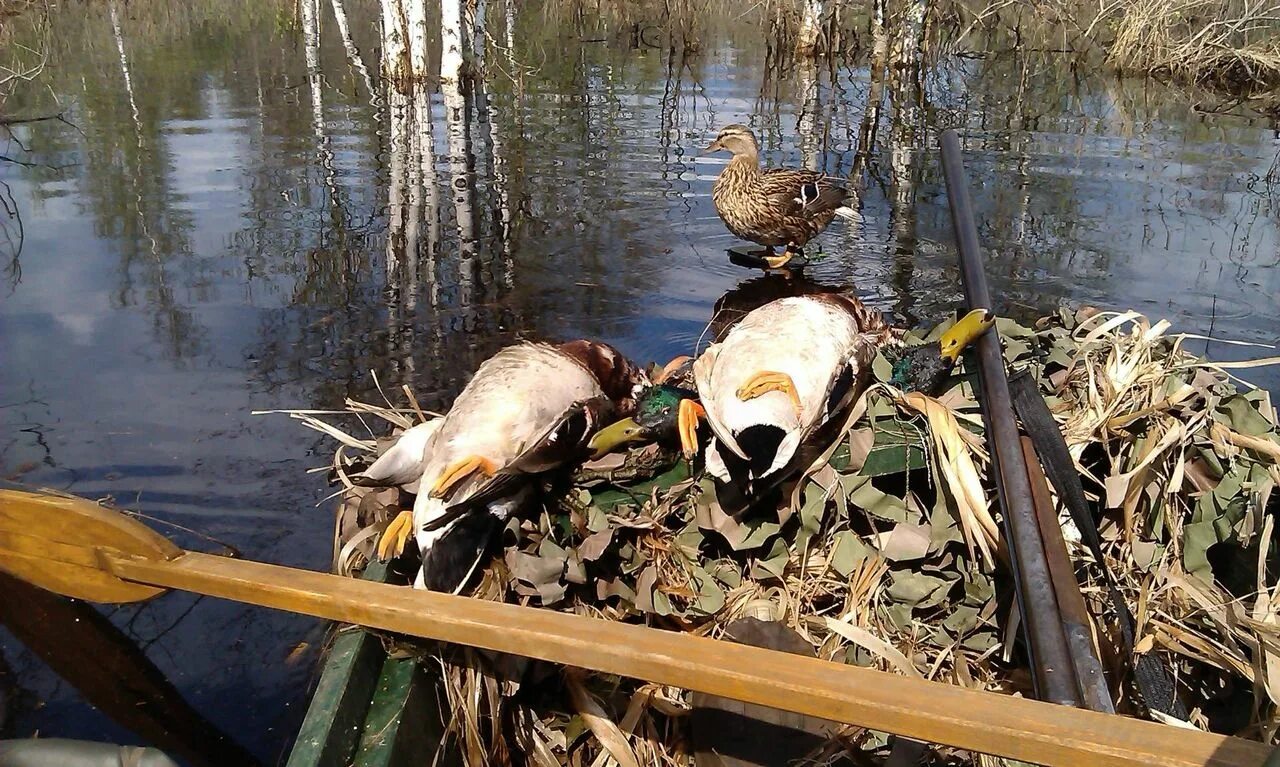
left=947, top=0, right=1280, bottom=96
left=289, top=306, right=1280, bottom=765
left=1107, top=0, right=1280, bottom=93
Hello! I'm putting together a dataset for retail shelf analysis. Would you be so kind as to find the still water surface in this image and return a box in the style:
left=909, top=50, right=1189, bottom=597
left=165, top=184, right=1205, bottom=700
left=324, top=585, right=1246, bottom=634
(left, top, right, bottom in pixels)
left=1, top=0, right=1278, bottom=761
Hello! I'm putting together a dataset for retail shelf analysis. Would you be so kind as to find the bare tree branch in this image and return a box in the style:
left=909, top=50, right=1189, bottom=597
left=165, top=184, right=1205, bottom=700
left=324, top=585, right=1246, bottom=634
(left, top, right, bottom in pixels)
left=0, top=111, right=67, bottom=126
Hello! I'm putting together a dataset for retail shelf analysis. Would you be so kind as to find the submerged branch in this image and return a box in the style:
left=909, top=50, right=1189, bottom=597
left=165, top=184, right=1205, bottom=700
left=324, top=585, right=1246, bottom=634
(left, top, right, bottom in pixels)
left=0, top=111, right=65, bottom=126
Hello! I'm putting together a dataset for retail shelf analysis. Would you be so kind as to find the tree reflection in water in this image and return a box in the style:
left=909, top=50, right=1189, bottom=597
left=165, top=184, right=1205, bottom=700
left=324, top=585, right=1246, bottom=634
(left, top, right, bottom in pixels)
left=0, top=0, right=1277, bottom=759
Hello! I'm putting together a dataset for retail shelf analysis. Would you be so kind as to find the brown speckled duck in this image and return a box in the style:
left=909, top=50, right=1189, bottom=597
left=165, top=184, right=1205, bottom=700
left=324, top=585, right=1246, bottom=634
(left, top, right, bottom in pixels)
left=705, top=124, right=859, bottom=269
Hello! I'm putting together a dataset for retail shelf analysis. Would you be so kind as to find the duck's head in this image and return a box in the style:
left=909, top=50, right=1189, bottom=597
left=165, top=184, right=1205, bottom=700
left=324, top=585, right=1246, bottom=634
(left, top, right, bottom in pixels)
left=703, top=124, right=758, bottom=158
left=588, top=384, right=704, bottom=459
left=557, top=339, right=650, bottom=414
left=887, top=309, right=995, bottom=393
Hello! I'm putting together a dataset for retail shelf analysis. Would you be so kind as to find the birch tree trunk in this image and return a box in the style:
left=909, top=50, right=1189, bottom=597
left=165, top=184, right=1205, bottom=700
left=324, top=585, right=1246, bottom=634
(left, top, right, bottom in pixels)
left=110, top=4, right=141, bottom=133
left=797, top=59, right=821, bottom=171
left=886, top=57, right=923, bottom=321
left=852, top=0, right=888, bottom=180
left=331, top=0, right=374, bottom=97
left=891, top=0, right=929, bottom=71
left=412, top=86, right=441, bottom=310
left=407, top=0, right=430, bottom=79
left=380, top=0, right=410, bottom=87
left=302, top=0, right=341, bottom=215
left=110, top=2, right=154, bottom=254
left=482, top=0, right=514, bottom=289
left=795, top=0, right=825, bottom=56
left=386, top=85, right=409, bottom=376
left=441, top=0, right=477, bottom=308
left=382, top=0, right=439, bottom=377
left=302, top=0, right=323, bottom=136
left=469, top=0, right=487, bottom=64
left=441, top=0, right=467, bottom=85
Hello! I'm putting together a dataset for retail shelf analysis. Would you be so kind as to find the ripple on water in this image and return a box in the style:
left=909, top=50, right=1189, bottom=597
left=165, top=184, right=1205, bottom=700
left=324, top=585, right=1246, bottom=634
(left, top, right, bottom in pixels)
left=2, top=2, right=1279, bottom=757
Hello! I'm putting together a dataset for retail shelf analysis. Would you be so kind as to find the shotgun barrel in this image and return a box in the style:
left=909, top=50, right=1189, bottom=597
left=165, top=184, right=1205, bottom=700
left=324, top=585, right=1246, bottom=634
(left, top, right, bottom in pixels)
left=938, top=129, right=1082, bottom=707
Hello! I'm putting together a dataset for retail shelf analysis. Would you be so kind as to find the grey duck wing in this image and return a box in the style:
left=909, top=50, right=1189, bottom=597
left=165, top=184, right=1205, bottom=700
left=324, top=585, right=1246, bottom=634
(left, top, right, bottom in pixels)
left=420, top=396, right=615, bottom=533
left=759, top=168, right=848, bottom=217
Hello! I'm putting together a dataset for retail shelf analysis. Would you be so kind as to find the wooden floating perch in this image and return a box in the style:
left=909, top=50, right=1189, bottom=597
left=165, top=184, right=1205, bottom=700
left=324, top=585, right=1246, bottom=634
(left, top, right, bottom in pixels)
left=0, top=489, right=1272, bottom=767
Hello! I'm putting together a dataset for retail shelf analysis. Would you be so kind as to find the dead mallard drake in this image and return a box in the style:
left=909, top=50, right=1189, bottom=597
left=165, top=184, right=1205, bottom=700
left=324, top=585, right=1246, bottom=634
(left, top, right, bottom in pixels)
left=354, top=340, right=651, bottom=593
left=705, top=123, right=860, bottom=270
left=689, top=293, right=994, bottom=514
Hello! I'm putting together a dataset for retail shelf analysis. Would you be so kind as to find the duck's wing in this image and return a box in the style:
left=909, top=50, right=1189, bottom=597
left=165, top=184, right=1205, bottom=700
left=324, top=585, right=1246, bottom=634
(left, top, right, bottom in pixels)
left=415, top=486, right=535, bottom=593
left=353, top=419, right=443, bottom=492
left=759, top=168, right=848, bottom=217
left=504, top=395, right=616, bottom=474
left=410, top=396, right=612, bottom=593
left=692, top=342, right=749, bottom=461
left=420, top=395, right=615, bottom=534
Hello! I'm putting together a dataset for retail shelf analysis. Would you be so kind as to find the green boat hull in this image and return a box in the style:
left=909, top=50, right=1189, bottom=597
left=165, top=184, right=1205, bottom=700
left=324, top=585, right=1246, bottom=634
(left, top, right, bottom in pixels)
left=287, top=463, right=687, bottom=766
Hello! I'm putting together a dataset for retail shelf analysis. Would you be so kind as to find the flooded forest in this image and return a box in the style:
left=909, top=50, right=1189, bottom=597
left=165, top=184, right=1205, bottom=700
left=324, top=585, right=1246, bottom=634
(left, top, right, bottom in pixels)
left=1, top=0, right=1279, bottom=762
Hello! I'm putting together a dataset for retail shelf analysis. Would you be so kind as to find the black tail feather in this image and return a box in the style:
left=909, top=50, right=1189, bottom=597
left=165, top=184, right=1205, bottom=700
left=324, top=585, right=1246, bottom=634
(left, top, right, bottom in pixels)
left=420, top=511, right=502, bottom=593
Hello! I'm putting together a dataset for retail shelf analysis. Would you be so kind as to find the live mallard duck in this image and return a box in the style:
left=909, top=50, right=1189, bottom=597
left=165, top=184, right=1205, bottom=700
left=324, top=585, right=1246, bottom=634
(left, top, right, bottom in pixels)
left=705, top=124, right=860, bottom=269
left=356, top=340, right=648, bottom=593
left=689, top=293, right=994, bottom=514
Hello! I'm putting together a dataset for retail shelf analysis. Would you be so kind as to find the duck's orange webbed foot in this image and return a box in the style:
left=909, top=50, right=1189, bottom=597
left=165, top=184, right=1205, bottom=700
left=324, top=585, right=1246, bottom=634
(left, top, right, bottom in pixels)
left=678, top=399, right=706, bottom=459
left=736, top=371, right=802, bottom=415
left=763, top=249, right=795, bottom=269
left=376, top=509, right=414, bottom=561
left=430, top=455, right=497, bottom=498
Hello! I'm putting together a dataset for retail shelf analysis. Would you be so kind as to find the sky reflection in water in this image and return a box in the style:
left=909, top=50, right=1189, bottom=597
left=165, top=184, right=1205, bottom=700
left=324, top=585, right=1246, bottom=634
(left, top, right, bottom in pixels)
left=0, top=0, right=1278, bottom=760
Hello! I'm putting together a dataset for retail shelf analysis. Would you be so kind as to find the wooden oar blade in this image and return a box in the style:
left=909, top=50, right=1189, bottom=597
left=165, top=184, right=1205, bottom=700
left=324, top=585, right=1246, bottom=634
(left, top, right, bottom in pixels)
left=0, top=489, right=179, bottom=603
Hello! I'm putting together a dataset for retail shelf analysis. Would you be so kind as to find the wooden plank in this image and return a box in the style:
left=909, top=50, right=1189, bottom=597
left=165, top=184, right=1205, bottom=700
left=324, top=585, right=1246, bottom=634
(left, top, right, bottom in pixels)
left=104, top=549, right=1274, bottom=767
left=285, top=564, right=389, bottom=767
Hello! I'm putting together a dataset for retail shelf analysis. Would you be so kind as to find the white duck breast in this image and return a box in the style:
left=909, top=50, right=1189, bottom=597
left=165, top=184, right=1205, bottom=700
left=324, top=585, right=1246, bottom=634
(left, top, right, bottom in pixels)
left=411, top=343, right=609, bottom=589
left=694, top=296, right=869, bottom=480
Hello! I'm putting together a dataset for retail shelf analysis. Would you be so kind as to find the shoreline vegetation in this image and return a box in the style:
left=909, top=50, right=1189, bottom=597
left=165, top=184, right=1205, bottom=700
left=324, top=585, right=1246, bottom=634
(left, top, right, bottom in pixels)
left=941, top=0, right=1280, bottom=107
left=523, top=0, right=1280, bottom=112
left=3, top=0, right=1278, bottom=117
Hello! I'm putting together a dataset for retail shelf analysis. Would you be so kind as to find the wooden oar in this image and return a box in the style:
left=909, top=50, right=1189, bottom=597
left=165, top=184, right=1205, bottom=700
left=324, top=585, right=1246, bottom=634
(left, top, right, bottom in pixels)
left=0, top=489, right=1270, bottom=767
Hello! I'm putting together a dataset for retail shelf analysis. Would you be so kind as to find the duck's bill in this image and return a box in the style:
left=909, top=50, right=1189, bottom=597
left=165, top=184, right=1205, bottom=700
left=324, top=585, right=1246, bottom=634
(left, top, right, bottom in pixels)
left=702, top=139, right=723, bottom=153
left=940, top=309, right=996, bottom=361
left=678, top=399, right=705, bottom=459
left=588, top=418, right=647, bottom=459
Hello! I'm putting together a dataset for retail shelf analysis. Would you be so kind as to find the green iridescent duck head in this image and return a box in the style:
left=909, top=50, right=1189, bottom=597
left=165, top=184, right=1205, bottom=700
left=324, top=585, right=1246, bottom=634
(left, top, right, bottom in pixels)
left=587, top=384, right=703, bottom=459
left=888, top=309, right=995, bottom=393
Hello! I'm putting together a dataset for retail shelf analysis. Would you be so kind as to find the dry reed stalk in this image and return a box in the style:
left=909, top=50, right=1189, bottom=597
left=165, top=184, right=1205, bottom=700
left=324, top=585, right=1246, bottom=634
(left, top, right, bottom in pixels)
left=1107, top=0, right=1280, bottom=92
left=289, top=306, right=1280, bottom=765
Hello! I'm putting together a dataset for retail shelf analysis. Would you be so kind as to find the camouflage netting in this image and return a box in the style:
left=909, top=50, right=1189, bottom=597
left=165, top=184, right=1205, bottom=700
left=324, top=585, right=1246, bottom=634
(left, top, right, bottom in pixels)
left=285, top=306, right=1280, bottom=766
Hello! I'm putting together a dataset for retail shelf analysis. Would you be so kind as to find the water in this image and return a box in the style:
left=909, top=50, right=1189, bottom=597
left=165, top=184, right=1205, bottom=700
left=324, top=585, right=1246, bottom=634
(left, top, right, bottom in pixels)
left=1, top=1, right=1277, bottom=761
